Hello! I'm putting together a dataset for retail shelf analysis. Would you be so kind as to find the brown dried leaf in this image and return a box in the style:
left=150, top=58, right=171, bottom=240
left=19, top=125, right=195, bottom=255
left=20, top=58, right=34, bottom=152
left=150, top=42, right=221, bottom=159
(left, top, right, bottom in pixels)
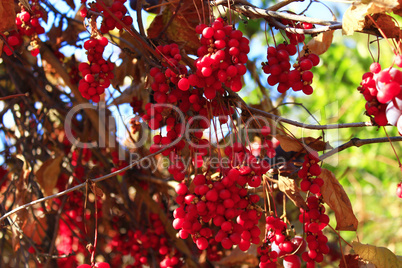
left=91, top=182, right=104, bottom=197
left=352, top=241, right=402, bottom=268
left=65, top=0, right=76, bottom=10
left=20, top=209, right=48, bottom=245
left=277, top=175, right=308, bottom=210
left=274, top=135, right=331, bottom=153
left=304, top=30, right=334, bottom=56
left=216, top=244, right=258, bottom=266
left=36, top=154, right=63, bottom=196
left=320, top=169, right=358, bottom=231
left=62, top=23, right=86, bottom=45
left=0, top=0, right=16, bottom=32
left=339, top=254, right=376, bottom=268
left=343, top=0, right=398, bottom=35
left=147, top=0, right=207, bottom=55
left=364, top=13, right=401, bottom=38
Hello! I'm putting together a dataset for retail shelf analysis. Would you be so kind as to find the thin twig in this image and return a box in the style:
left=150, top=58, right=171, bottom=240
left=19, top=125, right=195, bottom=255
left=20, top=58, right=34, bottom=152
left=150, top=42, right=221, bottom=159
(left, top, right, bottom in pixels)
left=0, top=93, right=28, bottom=101
left=320, top=136, right=402, bottom=161
left=0, top=137, right=183, bottom=223
left=245, top=106, right=376, bottom=130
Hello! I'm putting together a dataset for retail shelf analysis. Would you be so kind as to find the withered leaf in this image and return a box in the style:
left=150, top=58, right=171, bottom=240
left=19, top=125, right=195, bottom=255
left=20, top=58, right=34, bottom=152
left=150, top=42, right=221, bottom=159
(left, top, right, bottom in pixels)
left=338, top=254, right=375, bottom=268
left=320, top=169, right=358, bottom=231
left=65, top=0, right=76, bottom=10
left=147, top=0, right=207, bottom=55
left=0, top=0, right=16, bottom=32
left=352, top=241, right=402, bottom=268
left=343, top=0, right=398, bottom=35
left=36, top=154, right=63, bottom=196
left=216, top=244, right=258, bottom=266
left=364, top=13, right=400, bottom=38
left=90, top=182, right=104, bottom=197
left=304, top=30, right=334, bottom=56
left=278, top=175, right=308, bottom=210
left=274, top=135, right=331, bottom=153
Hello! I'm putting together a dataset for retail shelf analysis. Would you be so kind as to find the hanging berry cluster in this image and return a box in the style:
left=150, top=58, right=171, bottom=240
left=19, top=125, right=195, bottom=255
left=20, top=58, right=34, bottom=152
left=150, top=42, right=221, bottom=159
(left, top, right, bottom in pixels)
left=2, top=32, right=23, bottom=56
left=189, top=17, right=250, bottom=98
left=108, top=213, right=182, bottom=268
left=258, top=216, right=305, bottom=267
left=262, top=20, right=320, bottom=95
left=358, top=60, right=402, bottom=131
left=80, top=0, right=133, bottom=33
left=16, top=0, right=45, bottom=56
left=78, top=37, right=114, bottom=103
left=297, top=153, right=330, bottom=267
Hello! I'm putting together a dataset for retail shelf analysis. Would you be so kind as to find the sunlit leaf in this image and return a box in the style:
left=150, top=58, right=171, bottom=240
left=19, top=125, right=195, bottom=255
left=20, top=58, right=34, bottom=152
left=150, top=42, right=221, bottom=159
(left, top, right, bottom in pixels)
left=321, top=168, right=358, bottom=231
left=352, top=241, right=402, bottom=268
left=304, top=30, right=334, bottom=56
left=36, top=154, right=63, bottom=196
left=343, top=0, right=398, bottom=35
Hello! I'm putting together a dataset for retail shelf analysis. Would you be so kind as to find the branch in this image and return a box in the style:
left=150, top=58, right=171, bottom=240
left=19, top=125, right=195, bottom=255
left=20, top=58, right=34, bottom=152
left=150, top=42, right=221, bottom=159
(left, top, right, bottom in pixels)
left=320, top=136, right=402, bottom=161
left=0, top=138, right=183, bottom=223
left=215, top=0, right=342, bottom=34
left=244, top=105, right=376, bottom=130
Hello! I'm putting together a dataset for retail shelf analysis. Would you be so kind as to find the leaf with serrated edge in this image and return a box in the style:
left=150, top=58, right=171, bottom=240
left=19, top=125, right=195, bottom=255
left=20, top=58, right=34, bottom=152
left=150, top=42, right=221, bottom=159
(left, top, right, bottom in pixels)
left=320, top=169, right=358, bottom=231
left=278, top=175, right=308, bottom=210
left=352, top=241, right=402, bottom=268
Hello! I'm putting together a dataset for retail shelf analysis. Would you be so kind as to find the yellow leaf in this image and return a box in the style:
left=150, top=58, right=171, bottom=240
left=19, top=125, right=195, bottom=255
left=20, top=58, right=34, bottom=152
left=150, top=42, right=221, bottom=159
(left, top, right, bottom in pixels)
left=304, top=31, right=334, bottom=56
left=352, top=241, right=402, bottom=268
left=320, top=169, right=358, bottom=231
left=343, top=0, right=398, bottom=35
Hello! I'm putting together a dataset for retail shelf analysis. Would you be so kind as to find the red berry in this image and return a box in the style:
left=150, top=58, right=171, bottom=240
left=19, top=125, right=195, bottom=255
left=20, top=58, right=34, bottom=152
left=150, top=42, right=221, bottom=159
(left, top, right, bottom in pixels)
left=370, top=62, right=381, bottom=73
left=397, top=182, right=402, bottom=198
left=178, top=77, right=190, bottom=91
left=95, top=262, right=111, bottom=268
left=196, top=237, right=209, bottom=250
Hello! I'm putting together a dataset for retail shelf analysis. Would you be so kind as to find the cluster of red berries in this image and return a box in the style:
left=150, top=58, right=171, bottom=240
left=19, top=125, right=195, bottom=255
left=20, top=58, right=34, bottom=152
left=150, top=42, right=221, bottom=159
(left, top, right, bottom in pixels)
left=280, top=19, right=313, bottom=45
left=297, top=153, right=330, bottom=267
left=99, top=0, right=134, bottom=33
left=16, top=0, right=45, bottom=56
left=358, top=60, right=402, bottom=131
left=189, top=17, right=249, bottom=98
left=173, top=142, right=271, bottom=254
left=80, top=0, right=133, bottom=33
left=109, top=213, right=182, bottom=267
left=2, top=31, right=23, bottom=56
left=397, top=182, right=402, bottom=198
left=258, top=216, right=306, bottom=267
left=130, top=96, right=144, bottom=115
left=78, top=37, right=114, bottom=103
left=262, top=43, right=319, bottom=95
left=54, top=190, right=93, bottom=266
